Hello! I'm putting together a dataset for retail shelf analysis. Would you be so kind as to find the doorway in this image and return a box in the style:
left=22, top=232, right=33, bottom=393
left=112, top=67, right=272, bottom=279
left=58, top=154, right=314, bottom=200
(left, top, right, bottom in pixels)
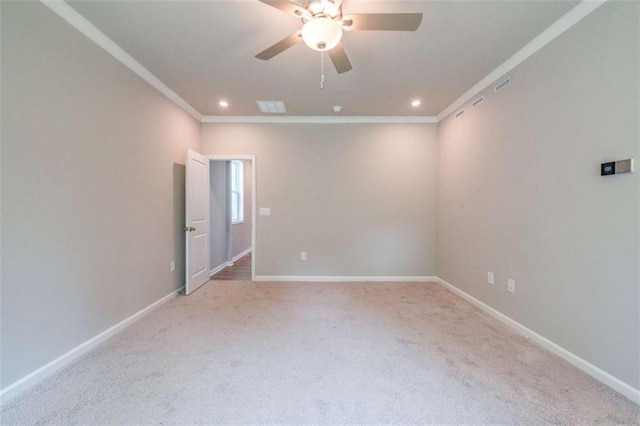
left=185, top=151, right=256, bottom=294
left=208, top=157, right=255, bottom=282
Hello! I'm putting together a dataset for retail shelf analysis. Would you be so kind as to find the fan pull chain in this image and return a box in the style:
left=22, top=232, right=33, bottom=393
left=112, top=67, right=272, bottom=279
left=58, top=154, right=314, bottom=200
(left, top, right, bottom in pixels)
left=320, top=52, right=325, bottom=90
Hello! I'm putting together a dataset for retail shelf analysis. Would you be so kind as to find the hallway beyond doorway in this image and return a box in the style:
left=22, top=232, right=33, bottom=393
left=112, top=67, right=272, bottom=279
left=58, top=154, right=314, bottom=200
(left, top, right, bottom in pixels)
left=211, top=252, right=252, bottom=281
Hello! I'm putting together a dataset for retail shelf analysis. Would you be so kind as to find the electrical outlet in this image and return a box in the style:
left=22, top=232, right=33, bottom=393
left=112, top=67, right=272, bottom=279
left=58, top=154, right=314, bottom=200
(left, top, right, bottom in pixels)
left=170, top=260, right=175, bottom=272
left=300, top=251, right=307, bottom=261
left=487, top=272, right=494, bottom=285
left=508, top=279, right=515, bottom=293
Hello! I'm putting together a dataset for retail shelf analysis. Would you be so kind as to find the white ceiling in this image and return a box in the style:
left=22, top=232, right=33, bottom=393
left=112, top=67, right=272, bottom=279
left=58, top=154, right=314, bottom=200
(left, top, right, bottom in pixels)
left=67, top=0, right=579, bottom=117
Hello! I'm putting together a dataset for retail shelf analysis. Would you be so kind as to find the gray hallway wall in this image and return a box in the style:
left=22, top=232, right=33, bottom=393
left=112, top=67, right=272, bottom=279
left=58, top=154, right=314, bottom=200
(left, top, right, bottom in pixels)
left=231, top=160, right=253, bottom=259
left=209, top=161, right=230, bottom=272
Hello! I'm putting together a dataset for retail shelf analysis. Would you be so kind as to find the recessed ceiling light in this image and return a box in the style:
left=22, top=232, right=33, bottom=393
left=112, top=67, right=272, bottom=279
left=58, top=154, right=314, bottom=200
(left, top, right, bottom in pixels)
left=411, top=99, right=421, bottom=107
left=219, top=100, right=229, bottom=108
left=332, top=105, right=343, bottom=113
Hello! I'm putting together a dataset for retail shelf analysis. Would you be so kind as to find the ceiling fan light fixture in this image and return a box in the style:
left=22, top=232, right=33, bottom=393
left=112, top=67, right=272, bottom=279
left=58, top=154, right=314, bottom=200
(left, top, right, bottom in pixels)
left=301, top=17, right=343, bottom=52
left=308, top=1, right=324, bottom=15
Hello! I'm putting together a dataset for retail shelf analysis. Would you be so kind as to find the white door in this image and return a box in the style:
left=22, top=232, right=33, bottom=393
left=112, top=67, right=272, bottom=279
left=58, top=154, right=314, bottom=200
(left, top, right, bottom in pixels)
left=185, top=149, right=209, bottom=295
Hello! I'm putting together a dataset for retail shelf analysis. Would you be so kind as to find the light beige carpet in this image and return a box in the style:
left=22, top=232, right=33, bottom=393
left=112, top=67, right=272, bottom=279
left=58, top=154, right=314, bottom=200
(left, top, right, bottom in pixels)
left=1, top=282, right=638, bottom=424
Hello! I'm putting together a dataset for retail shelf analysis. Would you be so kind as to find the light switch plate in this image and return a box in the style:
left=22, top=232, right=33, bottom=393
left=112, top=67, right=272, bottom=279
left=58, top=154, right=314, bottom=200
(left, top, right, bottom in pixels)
left=259, top=207, right=271, bottom=216
left=602, top=158, right=635, bottom=176
left=615, top=159, right=634, bottom=174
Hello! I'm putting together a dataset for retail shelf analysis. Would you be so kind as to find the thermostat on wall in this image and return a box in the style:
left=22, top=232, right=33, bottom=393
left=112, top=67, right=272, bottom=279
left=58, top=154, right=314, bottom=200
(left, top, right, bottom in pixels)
left=601, top=159, right=634, bottom=176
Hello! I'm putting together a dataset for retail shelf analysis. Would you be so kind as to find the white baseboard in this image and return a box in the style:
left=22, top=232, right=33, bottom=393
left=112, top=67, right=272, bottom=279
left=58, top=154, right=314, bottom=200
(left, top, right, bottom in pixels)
left=253, top=275, right=438, bottom=282
left=232, top=247, right=252, bottom=263
left=209, top=248, right=252, bottom=277
left=436, top=277, right=640, bottom=405
left=209, top=262, right=229, bottom=277
left=0, top=286, right=184, bottom=404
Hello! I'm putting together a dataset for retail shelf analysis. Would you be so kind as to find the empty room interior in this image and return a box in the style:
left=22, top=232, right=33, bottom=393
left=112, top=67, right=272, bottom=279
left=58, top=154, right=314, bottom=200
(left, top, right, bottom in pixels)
left=1, top=0, right=639, bottom=424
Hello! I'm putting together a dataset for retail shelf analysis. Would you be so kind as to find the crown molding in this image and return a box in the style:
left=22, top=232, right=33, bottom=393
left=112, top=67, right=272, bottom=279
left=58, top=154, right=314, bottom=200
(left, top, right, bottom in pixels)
left=40, top=0, right=203, bottom=121
left=41, top=0, right=606, bottom=126
left=436, top=0, right=607, bottom=122
left=201, top=115, right=439, bottom=124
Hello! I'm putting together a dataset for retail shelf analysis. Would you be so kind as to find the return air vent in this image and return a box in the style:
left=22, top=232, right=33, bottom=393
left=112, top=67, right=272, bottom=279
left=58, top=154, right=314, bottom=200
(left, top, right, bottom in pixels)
left=494, top=77, right=511, bottom=93
left=471, top=96, right=485, bottom=108
left=256, top=100, right=287, bottom=113
left=455, top=110, right=465, bottom=119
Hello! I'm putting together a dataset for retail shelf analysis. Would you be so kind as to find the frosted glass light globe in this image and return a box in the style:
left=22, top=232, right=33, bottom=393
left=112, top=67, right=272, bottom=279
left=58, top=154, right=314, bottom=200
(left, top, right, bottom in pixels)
left=301, top=17, right=343, bottom=52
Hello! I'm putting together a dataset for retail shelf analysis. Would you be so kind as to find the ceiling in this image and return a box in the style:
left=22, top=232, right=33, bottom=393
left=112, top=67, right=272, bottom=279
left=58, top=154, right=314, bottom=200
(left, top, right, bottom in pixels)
left=67, top=0, right=579, bottom=117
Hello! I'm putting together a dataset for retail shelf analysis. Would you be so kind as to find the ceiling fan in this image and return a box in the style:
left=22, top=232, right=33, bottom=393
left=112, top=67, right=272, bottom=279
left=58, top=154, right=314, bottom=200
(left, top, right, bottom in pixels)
left=255, top=0, right=423, bottom=74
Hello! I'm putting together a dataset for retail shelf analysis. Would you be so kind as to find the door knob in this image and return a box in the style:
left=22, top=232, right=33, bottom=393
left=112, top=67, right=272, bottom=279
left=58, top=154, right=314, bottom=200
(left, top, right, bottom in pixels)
left=190, top=226, right=196, bottom=231
left=183, top=226, right=197, bottom=232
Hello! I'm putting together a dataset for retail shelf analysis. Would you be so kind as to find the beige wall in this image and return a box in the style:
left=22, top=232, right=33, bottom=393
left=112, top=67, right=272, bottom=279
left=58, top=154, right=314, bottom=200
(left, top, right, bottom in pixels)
left=201, top=123, right=439, bottom=278
left=1, top=2, right=201, bottom=386
left=231, top=160, right=252, bottom=258
left=438, top=0, right=639, bottom=389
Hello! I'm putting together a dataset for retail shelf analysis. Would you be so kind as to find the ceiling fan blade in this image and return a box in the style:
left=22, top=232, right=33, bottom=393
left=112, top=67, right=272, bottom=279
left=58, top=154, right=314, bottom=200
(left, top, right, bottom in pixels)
left=342, top=13, right=423, bottom=31
left=328, top=42, right=352, bottom=74
left=255, top=31, right=302, bottom=60
left=258, top=0, right=309, bottom=18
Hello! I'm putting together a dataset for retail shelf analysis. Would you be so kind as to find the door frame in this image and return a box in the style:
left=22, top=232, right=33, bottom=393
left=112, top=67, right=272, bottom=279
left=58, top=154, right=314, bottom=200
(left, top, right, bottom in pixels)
left=207, top=155, right=256, bottom=281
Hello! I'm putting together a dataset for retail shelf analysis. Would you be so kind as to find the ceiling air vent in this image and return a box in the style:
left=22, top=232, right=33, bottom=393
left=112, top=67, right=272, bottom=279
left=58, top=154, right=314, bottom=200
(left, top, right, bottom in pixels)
left=455, top=110, right=465, bottom=119
left=256, top=100, right=287, bottom=114
left=472, top=96, right=485, bottom=108
left=494, top=77, right=511, bottom=93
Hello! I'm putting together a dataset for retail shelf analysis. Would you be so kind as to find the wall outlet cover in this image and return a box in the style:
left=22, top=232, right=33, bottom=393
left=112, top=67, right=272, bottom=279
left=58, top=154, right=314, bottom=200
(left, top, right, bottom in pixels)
left=508, top=279, right=515, bottom=293
left=259, top=207, right=271, bottom=216
left=488, top=272, right=494, bottom=285
left=170, top=261, right=176, bottom=272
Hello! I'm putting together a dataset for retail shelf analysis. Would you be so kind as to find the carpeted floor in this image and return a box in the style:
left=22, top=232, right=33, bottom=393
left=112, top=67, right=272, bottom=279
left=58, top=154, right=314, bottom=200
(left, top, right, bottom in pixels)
left=2, top=281, right=638, bottom=424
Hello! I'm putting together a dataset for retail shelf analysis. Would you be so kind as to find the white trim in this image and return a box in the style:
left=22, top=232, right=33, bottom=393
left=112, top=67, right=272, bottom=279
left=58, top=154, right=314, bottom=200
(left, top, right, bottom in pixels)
left=40, top=0, right=202, bottom=121
left=252, top=157, right=257, bottom=282
left=436, top=0, right=607, bottom=121
left=209, top=262, right=228, bottom=277
left=201, top=116, right=438, bottom=124
left=206, top=155, right=257, bottom=282
left=254, top=276, right=438, bottom=282
left=436, top=277, right=640, bottom=405
left=207, top=155, right=255, bottom=161
left=232, top=247, right=252, bottom=263
left=39, top=0, right=605, bottom=125
left=0, top=286, right=184, bottom=404
left=230, top=160, right=244, bottom=224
